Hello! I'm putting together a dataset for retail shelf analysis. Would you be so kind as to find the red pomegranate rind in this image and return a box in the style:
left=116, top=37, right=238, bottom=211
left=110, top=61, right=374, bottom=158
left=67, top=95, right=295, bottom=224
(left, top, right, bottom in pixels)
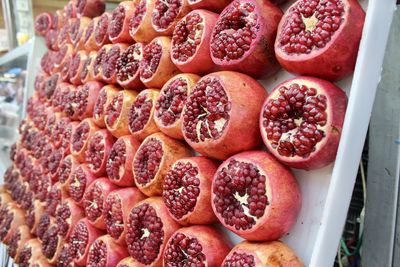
left=222, top=240, right=304, bottom=267
left=58, top=155, right=79, bottom=191
left=70, top=51, right=89, bottom=85
left=106, top=136, right=141, bottom=187
left=163, top=157, right=218, bottom=225
left=210, top=0, right=282, bottom=78
left=140, top=36, right=180, bottom=88
left=126, top=197, right=180, bottom=266
left=56, top=198, right=85, bottom=239
left=128, top=89, right=160, bottom=141
left=94, top=12, right=111, bottom=48
left=155, top=73, right=199, bottom=140
left=81, top=51, right=98, bottom=84
left=75, top=81, right=103, bottom=120
left=163, top=225, right=232, bottom=266
left=85, top=129, right=116, bottom=176
left=76, top=0, right=106, bottom=18
left=275, top=0, right=365, bottom=81
left=71, top=118, right=99, bottom=162
left=87, top=235, right=129, bottom=267
left=128, top=0, right=159, bottom=43
left=133, top=132, right=192, bottom=197
left=171, top=10, right=218, bottom=74
left=182, top=71, right=266, bottom=160
left=188, top=0, right=231, bottom=12
left=108, top=1, right=136, bottom=43
left=260, top=76, right=347, bottom=170
left=93, top=85, right=120, bottom=128
left=116, top=43, right=145, bottom=90
left=102, top=43, right=128, bottom=84
left=212, top=151, right=301, bottom=241
left=151, top=0, right=190, bottom=35
left=69, top=164, right=97, bottom=206
left=35, top=12, right=54, bottom=36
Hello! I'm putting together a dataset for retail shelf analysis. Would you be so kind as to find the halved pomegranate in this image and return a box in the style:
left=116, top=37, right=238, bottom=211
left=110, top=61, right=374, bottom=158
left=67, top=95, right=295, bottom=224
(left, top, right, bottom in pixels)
left=93, top=45, right=110, bottom=82
left=163, top=225, right=232, bottom=266
left=40, top=50, right=54, bottom=75
left=87, top=235, right=129, bottom=267
left=128, top=88, right=160, bottom=140
left=61, top=56, right=73, bottom=82
left=108, top=1, right=136, bottom=43
left=35, top=12, right=54, bottom=36
left=70, top=17, right=92, bottom=50
left=0, top=204, right=25, bottom=244
left=83, top=178, right=118, bottom=229
left=75, top=81, right=103, bottom=120
left=151, top=0, right=191, bottom=35
left=34, top=172, right=52, bottom=203
left=45, top=111, right=61, bottom=139
left=61, top=121, right=80, bottom=154
left=116, top=42, right=145, bottom=90
left=36, top=212, right=55, bottom=241
left=47, top=147, right=66, bottom=181
left=45, top=28, right=60, bottom=50
left=105, top=90, right=138, bottom=138
left=18, top=239, right=45, bottom=267
left=41, top=224, right=65, bottom=264
left=171, top=9, right=218, bottom=74
left=210, top=0, right=282, bottom=77
left=106, top=135, right=141, bottom=187
left=222, top=240, right=303, bottom=266
left=128, top=0, right=158, bottom=43
left=275, top=0, right=365, bottom=81
left=57, top=22, right=72, bottom=49
left=260, top=76, right=347, bottom=169
left=7, top=225, right=32, bottom=263
left=85, top=129, right=116, bottom=176
left=56, top=198, right=85, bottom=239
left=140, top=36, right=180, bottom=88
left=69, top=164, right=97, bottom=206
left=163, top=156, right=218, bottom=225
left=212, top=151, right=301, bottom=241
left=126, top=197, right=181, bottom=266
left=103, top=187, right=146, bottom=244
left=154, top=73, right=199, bottom=140
left=58, top=155, right=80, bottom=191
left=69, top=51, right=89, bottom=85
left=65, top=1, right=78, bottom=19
left=182, top=71, right=266, bottom=160
left=83, top=17, right=99, bottom=50
left=60, top=86, right=79, bottom=119
left=81, top=51, right=98, bottom=84
left=76, top=0, right=106, bottom=18
left=43, top=73, right=60, bottom=103
left=102, top=43, right=129, bottom=84
left=57, top=243, right=75, bottom=267
left=53, top=117, right=71, bottom=148
left=133, top=132, right=192, bottom=196
left=34, top=72, right=48, bottom=101
left=69, top=218, right=104, bottom=266
left=46, top=182, right=67, bottom=216
left=93, top=85, right=120, bottom=128
left=188, top=0, right=231, bottom=12
left=53, top=44, right=74, bottom=72
left=94, top=12, right=112, bottom=49
left=26, top=200, right=45, bottom=234
left=53, top=9, right=65, bottom=30
left=71, top=118, right=100, bottom=162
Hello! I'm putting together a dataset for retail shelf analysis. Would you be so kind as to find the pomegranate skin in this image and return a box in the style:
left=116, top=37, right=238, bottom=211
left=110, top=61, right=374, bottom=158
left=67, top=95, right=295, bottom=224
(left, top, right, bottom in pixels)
left=212, top=151, right=301, bottom=241
left=76, top=81, right=104, bottom=120
left=163, top=225, right=232, bottom=266
left=275, top=0, right=365, bottom=81
left=182, top=71, right=267, bottom=160
left=210, top=0, right=282, bottom=78
left=116, top=257, right=142, bottom=267
left=171, top=10, right=218, bottom=74
left=93, top=85, right=120, bottom=128
left=87, top=235, right=129, bottom=267
left=128, top=0, right=159, bottom=43
left=76, top=0, right=106, bottom=18
left=108, top=1, right=136, bottom=44
left=222, top=240, right=304, bottom=266
left=188, top=0, right=231, bottom=12
left=259, top=76, right=347, bottom=170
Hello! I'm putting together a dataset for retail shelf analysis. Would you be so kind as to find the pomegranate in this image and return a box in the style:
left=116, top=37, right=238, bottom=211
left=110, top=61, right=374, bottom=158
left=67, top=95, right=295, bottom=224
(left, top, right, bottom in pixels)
left=105, top=90, right=138, bottom=138
left=163, top=225, right=232, bottom=266
left=18, top=238, right=45, bottom=267
left=128, top=0, right=158, bottom=43
left=76, top=0, right=106, bottom=18
left=260, top=76, right=347, bottom=169
left=46, top=182, right=67, bottom=216
left=41, top=224, right=65, bottom=264
left=58, top=155, right=80, bottom=191
left=93, top=85, right=119, bottom=128
left=34, top=72, right=48, bottom=101
left=108, top=1, right=136, bottom=43
left=163, top=156, right=218, bottom=225
left=0, top=192, right=12, bottom=208
left=154, top=73, right=199, bottom=140
left=275, top=0, right=365, bottom=81
left=71, top=118, right=100, bottom=162
left=126, top=197, right=181, bottom=266
left=7, top=225, right=32, bottom=263
left=171, top=10, right=218, bottom=74
left=56, top=198, right=85, bottom=239
left=69, top=164, right=97, bottom=206
left=103, top=188, right=146, bottom=244
left=36, top=212, right=55, bottom=240
left=35, top=12, right=54, bottom=36
left=34, top=171, right=52, bottom=203
left=84, top=18, right=100, bottom=50
left=53, top=44, right=74, bottom=72
left=116, top=42, right=145, bottom=90
left=128, top=89, right=160, bottom=140
left=61, top=87, right=80, bottom=119
left=75, top=81, right=103, bottom=120
left=106, top=135, right=141, bottom=187
left=65, top=1, right=78, bottom=19
left=87, top=235, right=129, bottom=267
left=83, top=178, right=118, bottom=229
left=53, top=9, right=66, bottom=30
left=45, top=111, right=61, bottom=139
left=61, top=121, right=80, bottom=154
left=140, top=36, right=180, bottom=88
left=182, top=71, right=266, bottom=160
left=93, top=45, right=110, bottom=82
left=53, top=117, right=71, bottom=148
left=70, top=51, right=89, bottom=85
left=61, top=56, right=73, bottom=82
left=212, top=151, right=301, bottom=241
left=188, top=0, right=232, bottom=12
left=57, top=22, right=72, bottom=49
left=57, top=243, right=75, bottom=267
left=222, top=240, right=304, bottom=266
left=40, top=50, right=54, bottom=75
left=45, top=28, right=60, bottom=50
left=70, top=17, right=92, bottom=49
left=102, top=43, right=129, bottom=84
left=210, top=0, right=282, bottom=77
left=94, top=12, right=112, bottom=49
left=81, top=51, right=98, bottom=84
left=151, top=0, right=190, bottom=35
left=116, top=257, right=142, bottom=267
left=69, top=218, right=104, bottom=266
left=47, top=147, right=66, bottom=181
left=85, top=129, right=116, bottom=176
left=43, top=73, right=61, bottom=102
left=0, top=204, right=25, bottom=244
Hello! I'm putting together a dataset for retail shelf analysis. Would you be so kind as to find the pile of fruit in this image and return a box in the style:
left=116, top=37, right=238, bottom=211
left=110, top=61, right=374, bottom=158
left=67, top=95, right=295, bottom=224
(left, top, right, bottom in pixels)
left=1, top=0, right=365, bottom=266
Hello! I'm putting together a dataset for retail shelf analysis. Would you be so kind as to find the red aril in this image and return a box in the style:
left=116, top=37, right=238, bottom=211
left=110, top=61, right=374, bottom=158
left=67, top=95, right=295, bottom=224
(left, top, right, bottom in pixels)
left=57, top=243, right=75, bottom=267
left=75, top=81, right=103, bottom=120
left=188, top=0, right=232, bottom=12
left=36, top=212, right=55, bottom=241
left=58, top=155, right=80, bottom=191
left=46, top=182, right=67, bottom=216
left=61, top=56, right=73, bottom=82
left=45, top=28, right=60, bottom=50
left=93, top=85, right=119, bottom=128
left=18, top=238, right=46, bottom=267
left=34, top=72, right=48, bottom=101
left=35, top=12, right=54, bottom=36
left=70, top=17, right=92, bottom=50
left=56, top=198, right=85, bottom=239
left=76, top=0, right=106, bottom=18
left=93, top=45, right=111, bottom=82
left=53, top=117, right=71, bottom=148
left=102, top=43, right=129, bottom=84
left=128, top=0, right=159, bottom=43
left=65, top=0, right=78, bottom=19
left=61, top=121, right=79, bottom=154
left=94, top=12, right=112, bottom=49
left=83, top=17, right=99, bottom=50
left=151, top=0, right=191, bottom=35
left=81, top=51, right=98, bottom=84
left=26, top=200, right=45, bottom=235
left=7, top=225, right=32, bottom=263
left=108, top=1, right=136, bottom=43
left=45, top=111, right=61, bottom=139
left=87, top=235, right=129, bottom=267
left=182, top=71, right=267, bottom=160
left=69, top=164, right=97, bottom=206
left=260, top=76, right=347, bottom=169
left=40, top=50, right=54, bottom=75
left=212, top=151, right=301, bottom=241
left=69, top=51, right=89, bottom=85
left=0, top=203, right=25, bottom=244
left=116, top=42, right=145, bottom=90
left=85, top=129, right=116, bottom=176
left=275, top=0, right=365, bottom=81
left=41, top=224, right=65, bottom=264
left=57, top=22, right=72, bottom=49
left=47, top=147, right=66, bottom=182
left=71, top=118, right=100, bottom=162
left=53, top=44, right=74, bottom=73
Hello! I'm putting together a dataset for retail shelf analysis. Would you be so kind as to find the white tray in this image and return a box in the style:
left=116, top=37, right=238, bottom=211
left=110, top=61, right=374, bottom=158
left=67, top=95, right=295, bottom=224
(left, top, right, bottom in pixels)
left=225, top=0, right=396, bottom=266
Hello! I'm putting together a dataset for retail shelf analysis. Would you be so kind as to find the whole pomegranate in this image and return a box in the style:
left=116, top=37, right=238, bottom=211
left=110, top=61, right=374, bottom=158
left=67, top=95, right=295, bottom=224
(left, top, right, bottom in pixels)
left=275, top=0, right=365, bottom=81
left=181, top=71, right=267, bottom=160
left=128, top=0, right=159, bottom=43
left=35, top=12, right=54, bottom=36
left=260, top=76, right=347, bottom=169
left=86, top=235, right=129, bottom=267
left=93, top=85, right=119, bottom=128
left=212, top=151, right=301, bottom=241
